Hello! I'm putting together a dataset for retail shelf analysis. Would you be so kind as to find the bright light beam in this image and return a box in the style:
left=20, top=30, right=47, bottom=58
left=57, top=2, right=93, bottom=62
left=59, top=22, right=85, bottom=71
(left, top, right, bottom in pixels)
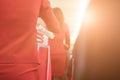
left=72, top=0, right=90, bottom=42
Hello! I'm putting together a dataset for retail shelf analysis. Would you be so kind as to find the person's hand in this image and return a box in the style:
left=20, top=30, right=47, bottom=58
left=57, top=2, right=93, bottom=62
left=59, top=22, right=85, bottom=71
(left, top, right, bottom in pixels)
left=64, top=44, right=70, bottom=50
left=36, top=31, right=44, bottom=43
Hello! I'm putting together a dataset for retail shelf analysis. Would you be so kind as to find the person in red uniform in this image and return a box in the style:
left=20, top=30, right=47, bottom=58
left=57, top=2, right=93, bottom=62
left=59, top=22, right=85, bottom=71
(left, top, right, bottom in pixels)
left=49, top=7, right=70, bottom=80
left=0, top=0, right=59, bottom=80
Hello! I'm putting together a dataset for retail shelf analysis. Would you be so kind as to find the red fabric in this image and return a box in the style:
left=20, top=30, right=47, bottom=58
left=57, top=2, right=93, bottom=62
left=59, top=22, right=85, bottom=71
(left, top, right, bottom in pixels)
left=51, top=54, right=67, bottom=77
left=49, top=23, right=70, bottom=77
left=0, top=0, right=58, bottom=63
left=0, top=64, right=40, bottom=80
left=49, top=24, right=70, bottom=54
left=0, top=0, right=59, bottom=64
left=39, top=47, right=51, bottom=80
left=0, top=0, right=58, bottom=79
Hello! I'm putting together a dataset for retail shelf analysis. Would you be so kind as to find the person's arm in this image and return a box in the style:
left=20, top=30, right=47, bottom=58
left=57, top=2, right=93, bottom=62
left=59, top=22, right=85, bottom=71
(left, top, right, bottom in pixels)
left=64, top=24, right=70, bottom=50
left=39, top=0, right=60, bottom=33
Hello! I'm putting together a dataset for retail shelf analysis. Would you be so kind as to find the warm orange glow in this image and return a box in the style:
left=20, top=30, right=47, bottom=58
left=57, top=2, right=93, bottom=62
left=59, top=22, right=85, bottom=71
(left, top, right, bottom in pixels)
left=84, top=11, right=96, bottom=25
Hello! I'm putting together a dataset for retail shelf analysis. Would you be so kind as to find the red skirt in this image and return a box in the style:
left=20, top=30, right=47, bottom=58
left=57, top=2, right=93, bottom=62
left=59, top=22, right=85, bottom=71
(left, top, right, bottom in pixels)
left=51, top=53, right=67, bottom=77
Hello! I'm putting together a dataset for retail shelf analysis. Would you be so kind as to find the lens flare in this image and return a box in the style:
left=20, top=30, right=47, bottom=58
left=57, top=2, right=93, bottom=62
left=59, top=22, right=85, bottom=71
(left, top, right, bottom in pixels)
left=72, top=0, right=90, bottom=41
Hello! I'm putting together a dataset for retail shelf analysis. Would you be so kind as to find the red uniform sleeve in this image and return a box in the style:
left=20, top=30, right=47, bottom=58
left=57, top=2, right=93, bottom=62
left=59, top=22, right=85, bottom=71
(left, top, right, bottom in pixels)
left=39, top=0, right=59, bottom=33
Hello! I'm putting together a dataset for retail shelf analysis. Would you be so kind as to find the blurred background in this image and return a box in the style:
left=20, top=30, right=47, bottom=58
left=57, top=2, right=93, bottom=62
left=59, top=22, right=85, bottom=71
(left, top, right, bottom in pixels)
left=50, top=0, right=90, bottom=50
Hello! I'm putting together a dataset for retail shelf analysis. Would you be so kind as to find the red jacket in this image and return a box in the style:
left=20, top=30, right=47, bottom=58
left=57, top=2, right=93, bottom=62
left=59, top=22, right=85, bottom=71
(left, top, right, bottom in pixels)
left=49, top=23, right=70, bottom=54
left=0, top=0, right=59, bottom=64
